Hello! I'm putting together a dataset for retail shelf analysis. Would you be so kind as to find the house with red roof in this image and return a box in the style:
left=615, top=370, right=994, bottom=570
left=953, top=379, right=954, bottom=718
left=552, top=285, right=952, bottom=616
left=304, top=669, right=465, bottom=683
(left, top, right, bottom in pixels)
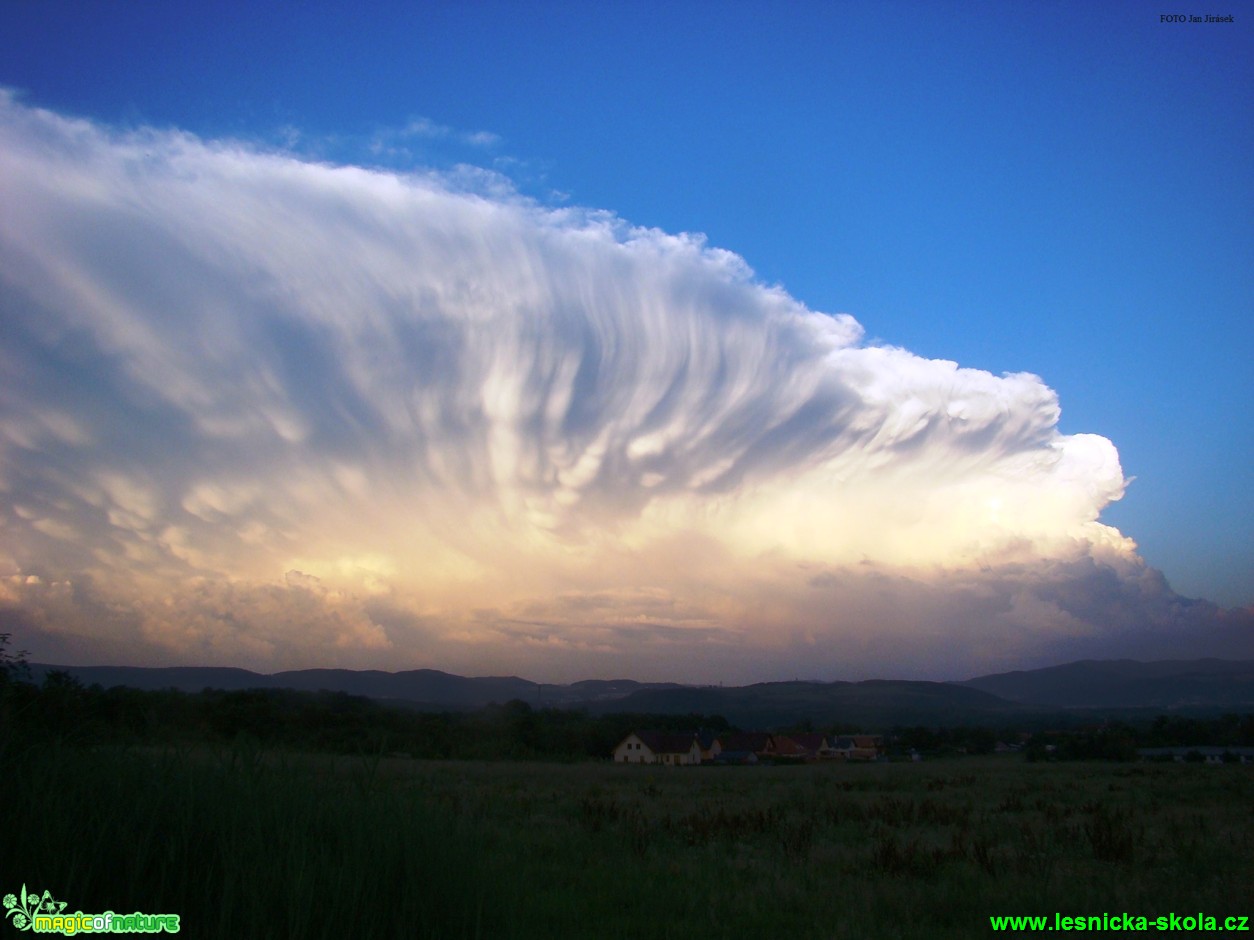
left=776, top=733, right=833, bottom=761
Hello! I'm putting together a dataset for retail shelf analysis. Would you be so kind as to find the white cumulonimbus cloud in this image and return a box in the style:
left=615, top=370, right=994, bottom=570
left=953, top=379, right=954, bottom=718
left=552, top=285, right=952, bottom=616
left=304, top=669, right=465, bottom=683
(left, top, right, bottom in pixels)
left=0, top=93, right=1241, bottom=680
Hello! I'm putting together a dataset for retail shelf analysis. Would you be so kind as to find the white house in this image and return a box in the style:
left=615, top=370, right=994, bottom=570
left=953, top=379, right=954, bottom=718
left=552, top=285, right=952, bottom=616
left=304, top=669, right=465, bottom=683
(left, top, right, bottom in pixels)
left=613, top=731, right=703, bottom=765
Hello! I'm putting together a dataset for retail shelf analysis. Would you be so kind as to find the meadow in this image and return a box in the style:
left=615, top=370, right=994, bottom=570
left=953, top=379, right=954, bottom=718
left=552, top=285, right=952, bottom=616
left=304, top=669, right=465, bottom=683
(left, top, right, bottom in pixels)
left=3, top=743, right=1250, bottom=938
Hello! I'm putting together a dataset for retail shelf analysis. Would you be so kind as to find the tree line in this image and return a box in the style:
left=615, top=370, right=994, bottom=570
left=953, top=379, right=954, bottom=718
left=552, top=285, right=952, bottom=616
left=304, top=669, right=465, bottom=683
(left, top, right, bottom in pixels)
left=4, top=634, right=1252, bottom=761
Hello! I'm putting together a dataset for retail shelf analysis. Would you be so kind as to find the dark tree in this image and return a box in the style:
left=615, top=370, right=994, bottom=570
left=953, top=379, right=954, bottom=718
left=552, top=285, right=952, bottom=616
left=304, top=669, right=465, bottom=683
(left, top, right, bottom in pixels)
left=0, top=632, right=30, bottom=685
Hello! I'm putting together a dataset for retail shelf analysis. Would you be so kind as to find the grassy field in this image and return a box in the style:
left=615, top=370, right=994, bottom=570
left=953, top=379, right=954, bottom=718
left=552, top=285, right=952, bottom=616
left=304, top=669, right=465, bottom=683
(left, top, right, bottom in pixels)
left=3, top=745, right=1251, bottom=938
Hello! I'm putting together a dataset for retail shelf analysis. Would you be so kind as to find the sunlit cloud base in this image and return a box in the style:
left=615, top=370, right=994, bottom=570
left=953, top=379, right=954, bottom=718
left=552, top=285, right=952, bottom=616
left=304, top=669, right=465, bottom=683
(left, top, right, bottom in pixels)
left=1, top=94, right=1247, bottom=680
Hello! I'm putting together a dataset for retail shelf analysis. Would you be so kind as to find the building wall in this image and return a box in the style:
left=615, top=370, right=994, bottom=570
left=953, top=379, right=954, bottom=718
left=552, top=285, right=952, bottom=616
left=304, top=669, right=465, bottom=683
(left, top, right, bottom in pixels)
left=613, top=734, right=655, bottom=763
left=612, top=734, right=702, bottom=764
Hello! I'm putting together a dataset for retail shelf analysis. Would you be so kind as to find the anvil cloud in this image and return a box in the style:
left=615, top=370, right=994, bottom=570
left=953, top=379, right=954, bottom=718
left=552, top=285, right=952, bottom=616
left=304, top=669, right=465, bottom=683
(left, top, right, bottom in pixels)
left=0, top=96, right=1243, bottom=680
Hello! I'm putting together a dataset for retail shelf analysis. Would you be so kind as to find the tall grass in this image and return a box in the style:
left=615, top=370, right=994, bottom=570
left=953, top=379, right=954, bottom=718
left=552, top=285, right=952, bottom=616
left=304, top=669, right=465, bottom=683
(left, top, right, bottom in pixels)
left=0, top=741, right=492, bottom=938
left=3, top=745, right=1251, bottom=938
left=412, top=757, right=1253, bottom=938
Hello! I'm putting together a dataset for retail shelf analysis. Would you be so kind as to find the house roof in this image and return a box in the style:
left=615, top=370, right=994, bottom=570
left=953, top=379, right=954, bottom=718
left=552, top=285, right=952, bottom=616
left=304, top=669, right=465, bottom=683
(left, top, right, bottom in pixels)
left=784, top=733, right=829, bottom=754
left=720, top=732, right=774, bottom=753
left=633, top=730, right=700, bottom=755
left=696, top=730, right=721, bottom=750
left=770, top=735, right=811, bottom=757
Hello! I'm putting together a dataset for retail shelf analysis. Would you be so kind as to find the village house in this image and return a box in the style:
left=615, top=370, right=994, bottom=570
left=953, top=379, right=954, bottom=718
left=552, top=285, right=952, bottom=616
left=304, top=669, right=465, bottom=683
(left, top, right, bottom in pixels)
left=613, top=730, right=703, bottom=765
left=767, top=734, right=812, bottom=761
left=696, top=730, right=722, bottom=763
left=1137, top=746, right=1254, bottom=765
left=831, top=734, right=884, bottom=761
left=778, top=733, right=834, bottom=760
left=712, top=748, right=759, bottom=765
left=612, top=729, right=887, bottom=765
left=718, top=732, right=775, bottom=760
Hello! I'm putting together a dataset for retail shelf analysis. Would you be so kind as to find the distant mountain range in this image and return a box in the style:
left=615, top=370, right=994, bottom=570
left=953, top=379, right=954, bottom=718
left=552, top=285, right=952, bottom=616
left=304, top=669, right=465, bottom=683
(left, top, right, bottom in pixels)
left=25, top=658, right=1254, bottom=728
left=956, top=658, right=1254, bottom=710
left=22, top=664, right=685, bottom=711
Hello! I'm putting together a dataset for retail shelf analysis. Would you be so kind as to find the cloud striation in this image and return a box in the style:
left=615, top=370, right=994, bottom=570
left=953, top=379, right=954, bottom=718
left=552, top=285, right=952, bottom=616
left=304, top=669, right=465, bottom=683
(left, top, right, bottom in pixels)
left=0, top=94, right=1247, bottom=680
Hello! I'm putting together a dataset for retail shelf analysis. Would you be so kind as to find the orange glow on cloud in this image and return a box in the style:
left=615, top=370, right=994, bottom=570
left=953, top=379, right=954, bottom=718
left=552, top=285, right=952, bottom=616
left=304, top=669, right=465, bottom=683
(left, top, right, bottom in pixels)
left=1, top=94, right=1243, bottom=681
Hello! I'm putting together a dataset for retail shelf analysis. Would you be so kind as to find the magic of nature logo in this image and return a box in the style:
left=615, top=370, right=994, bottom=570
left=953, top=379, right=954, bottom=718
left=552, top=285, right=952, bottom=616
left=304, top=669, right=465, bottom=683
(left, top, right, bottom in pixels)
left=4, top=885, right=179, bottom=935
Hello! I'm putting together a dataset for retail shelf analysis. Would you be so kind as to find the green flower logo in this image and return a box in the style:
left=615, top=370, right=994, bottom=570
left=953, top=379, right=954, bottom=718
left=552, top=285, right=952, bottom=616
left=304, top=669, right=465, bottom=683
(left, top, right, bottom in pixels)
left=4, top=884, right=65, bottom=932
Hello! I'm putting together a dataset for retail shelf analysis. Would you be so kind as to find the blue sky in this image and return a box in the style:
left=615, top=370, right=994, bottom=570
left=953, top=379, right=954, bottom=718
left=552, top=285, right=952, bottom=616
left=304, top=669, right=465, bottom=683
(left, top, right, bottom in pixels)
left=0, top=1, right=1249, bottom=679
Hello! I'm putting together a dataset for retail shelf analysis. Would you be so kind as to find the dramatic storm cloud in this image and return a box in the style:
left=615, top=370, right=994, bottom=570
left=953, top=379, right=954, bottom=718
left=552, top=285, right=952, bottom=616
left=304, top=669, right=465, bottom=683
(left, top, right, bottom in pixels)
left=1, top=96, right=1244, bottom=679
